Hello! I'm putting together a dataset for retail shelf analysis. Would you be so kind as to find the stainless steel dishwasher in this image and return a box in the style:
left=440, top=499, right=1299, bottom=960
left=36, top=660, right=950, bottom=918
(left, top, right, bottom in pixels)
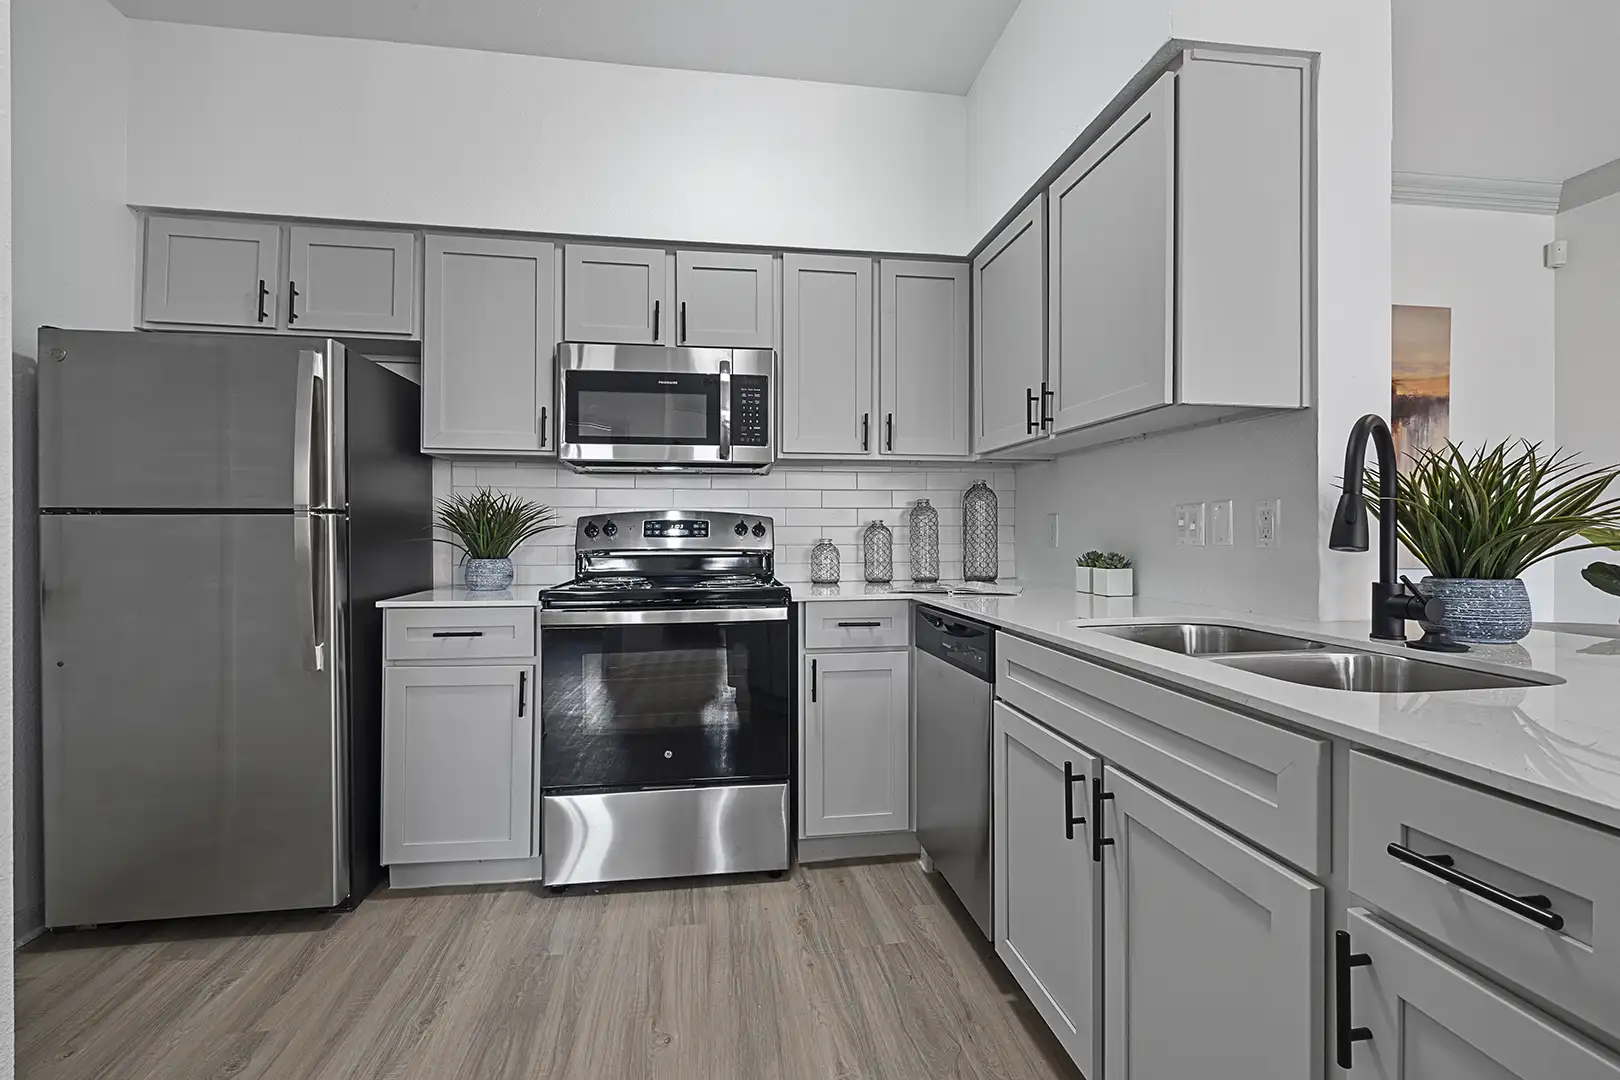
left=914, top=605, right=995, bottom=939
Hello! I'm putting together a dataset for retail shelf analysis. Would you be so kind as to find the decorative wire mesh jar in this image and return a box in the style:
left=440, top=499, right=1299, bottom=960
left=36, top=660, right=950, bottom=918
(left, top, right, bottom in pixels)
left=862, top=520, right=894, bottom=583
left=962, top=480, right=1000, bottom=582
left=909, top=499, right=940, bottom=583
left=809, top=538, right=841, bottom=584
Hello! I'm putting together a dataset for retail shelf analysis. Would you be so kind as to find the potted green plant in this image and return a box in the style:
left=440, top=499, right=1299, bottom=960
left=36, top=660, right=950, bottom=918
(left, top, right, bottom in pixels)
left=434, top=488, right=563, bottom=591
left=1093, top=552, right=1135, bottom=597
left=1075, top=550, right=1104, bottom=593
left=1365, top=441, right=1620, bottom=642
left=1583, top=528, right=1620, bottom=612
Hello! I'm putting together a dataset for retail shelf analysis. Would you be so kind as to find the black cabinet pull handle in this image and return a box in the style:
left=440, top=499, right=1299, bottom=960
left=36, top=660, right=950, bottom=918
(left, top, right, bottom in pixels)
left=539, top=406, right=549, bottom=448
left=287, top=281, right=300, bottom=324
left=886, top=413, right=894, bottom=452
left=1064, top=761, right=1086, bottom=841
left=862, top=413, right=870, bottom=452
left=680, top=301, right=688, bottom=343
left=652, top=299, right=660, bottom=341
left=1091, top=776, right=1115, bottom=862
left=1041, top=382, right=1054, bottom=428
left=810, top=658, right=817, bottom=703
left=517, top=671, right=527, bottom=718
left=1025, top=388, right=1038, bottom=434
left=1386, top=843, right=1564, bottom=931
left=257, top=279, right=269, bottom=323
left=1335, top=930, right=1373, bottom=1068
left=430, top=631, right=484, bottom=638
left=836, top=620, right=882, bottom=628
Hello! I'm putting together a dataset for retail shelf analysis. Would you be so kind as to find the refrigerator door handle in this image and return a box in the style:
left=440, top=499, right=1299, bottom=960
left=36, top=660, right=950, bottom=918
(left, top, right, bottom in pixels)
left=294, top=511, right=326, bottom=671
left=292, top=348, right=327, bottom=510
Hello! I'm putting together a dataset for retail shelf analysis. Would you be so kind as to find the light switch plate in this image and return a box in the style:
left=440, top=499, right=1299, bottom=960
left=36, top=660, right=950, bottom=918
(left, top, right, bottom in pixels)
left=1175, top=502, right=1207, bottom=547
left=1210, top=500, right=1234, bottom=546
left=1046, top=513, right=1061, bottom=548
left=1256, top=499, right=1280, bottom=548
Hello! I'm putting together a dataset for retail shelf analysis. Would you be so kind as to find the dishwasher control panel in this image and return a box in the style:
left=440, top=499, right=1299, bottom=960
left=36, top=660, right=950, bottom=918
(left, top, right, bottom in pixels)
left=914, top=607, right=995, bottom=681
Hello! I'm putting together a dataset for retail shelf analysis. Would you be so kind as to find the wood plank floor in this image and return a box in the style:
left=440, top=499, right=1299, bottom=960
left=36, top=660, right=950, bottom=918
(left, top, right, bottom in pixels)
left=17, top=859, right=1082, bottom=1080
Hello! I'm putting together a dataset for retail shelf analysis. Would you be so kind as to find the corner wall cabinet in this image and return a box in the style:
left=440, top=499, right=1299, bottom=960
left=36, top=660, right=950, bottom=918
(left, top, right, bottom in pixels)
left=972, top=198, right=1048, bottom=455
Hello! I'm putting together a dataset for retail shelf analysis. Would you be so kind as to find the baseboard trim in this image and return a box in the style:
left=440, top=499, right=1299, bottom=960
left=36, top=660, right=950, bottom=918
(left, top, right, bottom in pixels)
left=388, top=856, right=544, bottom=890
left=798, top=832, right=919, bottom=863
left=15, top=905, right=46, bottom=950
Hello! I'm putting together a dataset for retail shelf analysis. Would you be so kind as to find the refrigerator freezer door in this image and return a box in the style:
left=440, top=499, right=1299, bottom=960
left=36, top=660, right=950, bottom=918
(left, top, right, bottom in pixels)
left=42, top=512, right=348, bottom=926
left=38, top=329, right=340, bottom=511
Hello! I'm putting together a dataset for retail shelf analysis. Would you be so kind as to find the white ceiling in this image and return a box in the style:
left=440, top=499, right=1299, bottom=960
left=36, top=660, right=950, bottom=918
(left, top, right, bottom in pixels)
left=1394, top=0, right=1620, bottom=184
left=106, top=0, right=1023, bottom=95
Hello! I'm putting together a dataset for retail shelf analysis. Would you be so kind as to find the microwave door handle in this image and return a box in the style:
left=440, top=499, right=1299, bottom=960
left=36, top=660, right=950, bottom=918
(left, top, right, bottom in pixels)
left=719, top=357, right=732, bottom=461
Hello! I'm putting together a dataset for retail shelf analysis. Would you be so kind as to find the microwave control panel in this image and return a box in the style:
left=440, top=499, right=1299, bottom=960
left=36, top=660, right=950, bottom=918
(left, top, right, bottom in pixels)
left=731, top=376, right=770, bottom=447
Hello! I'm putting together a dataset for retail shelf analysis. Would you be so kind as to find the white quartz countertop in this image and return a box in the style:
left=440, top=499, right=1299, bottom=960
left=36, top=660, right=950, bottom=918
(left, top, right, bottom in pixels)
left=378, top=580, right=1620, bottom=832
left=376, top=586, right=547, bottom=608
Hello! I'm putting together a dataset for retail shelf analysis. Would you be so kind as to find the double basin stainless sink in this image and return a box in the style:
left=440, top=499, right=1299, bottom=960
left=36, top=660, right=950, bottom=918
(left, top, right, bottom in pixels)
left=1087, top=623, right=1551, bottom=693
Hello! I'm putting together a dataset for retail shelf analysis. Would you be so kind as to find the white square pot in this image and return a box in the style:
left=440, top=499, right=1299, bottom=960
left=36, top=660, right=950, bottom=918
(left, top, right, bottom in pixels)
left=1075, top=566, right=1093, bottom=593
left=1094, top=568, right=1135, bottom=596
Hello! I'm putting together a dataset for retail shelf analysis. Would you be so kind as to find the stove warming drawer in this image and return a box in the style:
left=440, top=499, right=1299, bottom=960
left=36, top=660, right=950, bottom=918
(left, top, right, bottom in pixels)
left=542, top=783, right=789, bottom=886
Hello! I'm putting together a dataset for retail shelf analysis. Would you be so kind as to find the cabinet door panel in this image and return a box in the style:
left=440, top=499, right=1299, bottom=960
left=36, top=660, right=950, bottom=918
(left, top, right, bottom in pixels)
left=287, top=226, right=416, bottom=335
left=1344, top=909, right=1620, bottom=1080
left=676, top=250, right=774, bottom=348
left=879, top=259, right=969, bottom=458
left=1102, top=764, right=1321, bottom=1079
left=801, top=651, right=908, bottom=836
left=974, top=198, right=1048, bottom=453
left=781, top=253, right=873, bottom=457
left=422, top=235, right=556, bottom=452
left=142, top=216, right=281, bottom=329
left=1048, top=72, right=1175, bottom=433
left=564, top=244, right=666, bottom=344
left=993, top=702, right=1101, bottom=1076
left=382, top=665, right=534, bottom=864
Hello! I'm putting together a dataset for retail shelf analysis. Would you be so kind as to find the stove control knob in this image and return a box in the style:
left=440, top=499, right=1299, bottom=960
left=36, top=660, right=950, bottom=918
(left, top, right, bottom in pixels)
left=752, top=522, right=767, bottom=538
left=583, top=521, right=600, bottom=539
left=602, top=521, right=618, bottom=538
left=734, top=521, right=749, bottom=537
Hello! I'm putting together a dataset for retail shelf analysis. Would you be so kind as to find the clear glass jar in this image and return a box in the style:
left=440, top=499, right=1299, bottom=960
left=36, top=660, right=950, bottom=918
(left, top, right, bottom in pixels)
left=809, top=538, right=841, bottom=584
left=962, top=480, right=999, bottom=582
left=862, top=520, right=894, bottom=583
left=909, top=499, right=940, bottom=583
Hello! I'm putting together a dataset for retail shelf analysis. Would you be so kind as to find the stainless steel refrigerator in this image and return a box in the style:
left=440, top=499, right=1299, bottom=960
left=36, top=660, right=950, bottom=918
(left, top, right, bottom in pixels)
left=39, top=330, right=431, bottom=927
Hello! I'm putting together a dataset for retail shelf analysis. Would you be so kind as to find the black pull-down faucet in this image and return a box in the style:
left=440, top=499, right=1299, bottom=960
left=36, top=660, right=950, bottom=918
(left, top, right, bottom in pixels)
left=1330, top=413, right=1446, bottom=643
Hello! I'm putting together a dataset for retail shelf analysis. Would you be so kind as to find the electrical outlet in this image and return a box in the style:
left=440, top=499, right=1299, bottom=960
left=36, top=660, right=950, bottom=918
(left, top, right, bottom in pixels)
left=1175, top=502, right=1207, bottom=547
left=1210, top=500, right=1234, bottom=546
left=1255, top=499, right=1281, bottom=548
left=1047, top=512, right=1061, bottom=549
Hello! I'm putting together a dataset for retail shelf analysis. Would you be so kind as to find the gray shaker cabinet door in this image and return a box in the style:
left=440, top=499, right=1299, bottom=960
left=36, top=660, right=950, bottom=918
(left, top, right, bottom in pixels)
left=563, top=243, right=667, bottom=344
left=879, top=259, right=970, bottom=458
left=422, top=235, right=557, bottom=453
left=973, top=198, right=1048, bottom=453
left=780, top=253, right=874, bottom=457
left=800, top=650, right=909, bottom=837
left=142, top=215, right=282, bottom=329
left=382, top=665, right=535, bottom=865
left=1341, top=909, right=1620, bottom=1080
left=1048, top=71, right=1176, bottom=434
left=286, top=226, right=417, bottom=336
left=675, top=249, right=775, bottom=348
left=1102, top=765, right=1322, bottom=1080
left=993, top=702, right=1102, bottom=1077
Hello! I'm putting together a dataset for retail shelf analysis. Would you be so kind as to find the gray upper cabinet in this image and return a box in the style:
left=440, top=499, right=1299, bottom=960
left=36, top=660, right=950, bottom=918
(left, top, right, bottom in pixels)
left=285, top=226, right=416, bottom=336
left=973, top=198, right=1047, bottom=454
left=780, top=253, right=874, bottom=457
left=142, top=215, right=282, bottom=329
left=1048, top=73, right=1175, bottom=435
left=563, top=243, right=666, bottom=344
left=422, top=234, right=558, bottom=453
left=675, top=250, right=775, bottom=348
left=879, top=259, right=970, bottom=458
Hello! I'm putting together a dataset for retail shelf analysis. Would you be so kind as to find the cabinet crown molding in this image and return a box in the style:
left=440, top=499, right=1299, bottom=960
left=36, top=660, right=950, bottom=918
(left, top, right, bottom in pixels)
left=1391, top=171, right=1563, bottom=215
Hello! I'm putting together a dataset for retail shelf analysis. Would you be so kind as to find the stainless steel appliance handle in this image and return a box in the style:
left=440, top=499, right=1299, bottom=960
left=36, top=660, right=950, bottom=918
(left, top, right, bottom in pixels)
left=718, top=357, right=732, bottom=461
left=292, top=350, right=316, bottom=509
left=294, top=511, right=326, bottom=670
left=541, top=606, right=788, bottom=627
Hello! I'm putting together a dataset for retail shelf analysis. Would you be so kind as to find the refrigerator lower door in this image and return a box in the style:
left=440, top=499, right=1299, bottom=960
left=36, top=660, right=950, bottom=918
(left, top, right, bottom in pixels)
left=43, top=512, right=348, bottom=926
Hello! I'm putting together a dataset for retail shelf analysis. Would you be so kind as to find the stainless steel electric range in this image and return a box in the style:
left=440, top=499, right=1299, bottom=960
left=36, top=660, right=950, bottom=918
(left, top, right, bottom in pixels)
left=538, top=511, right=792, bottom=888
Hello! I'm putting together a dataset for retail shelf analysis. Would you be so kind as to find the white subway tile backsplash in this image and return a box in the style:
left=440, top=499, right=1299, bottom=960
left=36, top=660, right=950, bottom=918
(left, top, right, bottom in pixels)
left=754, top=489, right=823, bottom=508
left=791, top=470, right=858, bottom=489
left=556, top=470, right=635, bottom=488
left=857, top=472, right=929, bottom=490
left=597, top=489, right=672, bottom=508
left=819, top=490, right=889, bottom=508
left=785, top=508, right=856, bottom=527
left=636, top=474, right=711, bottom=488
left=710, top=473, right=786, bottom=489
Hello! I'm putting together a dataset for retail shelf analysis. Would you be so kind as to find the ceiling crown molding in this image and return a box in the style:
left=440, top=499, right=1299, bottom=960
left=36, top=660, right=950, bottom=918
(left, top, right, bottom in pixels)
left=1391, top=172, right=1563, bottom=215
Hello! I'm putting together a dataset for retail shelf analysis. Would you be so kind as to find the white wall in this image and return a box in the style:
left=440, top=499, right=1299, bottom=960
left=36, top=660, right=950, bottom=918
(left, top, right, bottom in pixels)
left=1, top=0, right=17, bottom=1059
left=126, top=21, right=970, bottom=255
left=1391, top=204, right=1557, bottom=614
left=1554, top=190, right=1620, bottom=624
left=12, top=0, right=134, bottom=945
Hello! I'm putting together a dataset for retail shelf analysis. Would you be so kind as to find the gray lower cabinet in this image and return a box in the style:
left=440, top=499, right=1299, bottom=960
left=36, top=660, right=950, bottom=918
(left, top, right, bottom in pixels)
left=142, top=215, right=282, bottom=330
left=780, top=253, right=874, bottom=457
left=381, top=664, right=535, bottom=865
left=285, top=225, right=416, bottom=336
left=675, top=249, right=774, bottom=348
left=422, top=234, right=558, bottom=453
left=879, top=259, right=970, bottom=458
left=1100, top=764, right=1322, bottom=1078
left=973, top=198, right=1047, bottom=454
left=800, top=649, right=910, bottom=837
left=563, top=243, right=667, bottom=344
left=993, top=702, right=1102, bottom=1076
left=1342, top=909, right=1620, bottom=1079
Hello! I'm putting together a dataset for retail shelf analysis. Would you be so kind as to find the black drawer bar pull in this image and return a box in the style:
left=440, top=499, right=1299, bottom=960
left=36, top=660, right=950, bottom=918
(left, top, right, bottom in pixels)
left=430, top=631, right=485, bottom=638
left=1091, top=776, right=1115, bottom=862
left=1386, top=843, right=1564, bottom=931
left=1063, top=762, right=1086, bottom=841
left=1335, top=930, right=1373, bottom=1068
left=517, top=671, right=527, bottom=718
left=836, top=621, right=883, bottom=628
left=810, top=658, right=817, bottom=703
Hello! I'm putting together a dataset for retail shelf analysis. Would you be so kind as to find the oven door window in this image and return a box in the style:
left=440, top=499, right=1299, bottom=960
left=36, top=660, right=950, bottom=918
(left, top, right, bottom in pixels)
left=564, top=370, right=721, bottom=446
left=541, top=619, right=791, bottom=791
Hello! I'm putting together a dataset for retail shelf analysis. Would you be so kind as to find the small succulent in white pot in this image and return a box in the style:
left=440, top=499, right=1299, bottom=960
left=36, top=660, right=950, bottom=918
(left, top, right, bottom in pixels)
left=1093, top=552, right=1135, bottom=597
left=434, top=488, right=563, bottom=591
left=1075, top=550, right=1104, bottom=593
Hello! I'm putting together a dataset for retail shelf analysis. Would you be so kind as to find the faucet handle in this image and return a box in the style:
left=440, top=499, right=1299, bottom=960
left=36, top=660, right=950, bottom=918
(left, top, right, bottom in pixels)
left=1400, top=575, right=1446, bottom=624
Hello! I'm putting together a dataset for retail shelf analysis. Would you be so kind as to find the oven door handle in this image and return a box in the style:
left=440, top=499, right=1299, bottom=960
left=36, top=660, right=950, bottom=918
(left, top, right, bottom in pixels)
left=718, top=357, right=733, bottom=461
left=541, top=606, right=789, bottom=627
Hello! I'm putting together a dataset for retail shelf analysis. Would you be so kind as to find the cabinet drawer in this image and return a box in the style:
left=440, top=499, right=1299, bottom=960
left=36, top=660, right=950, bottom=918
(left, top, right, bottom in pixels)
left=384, top=608, right=536, bottom=660
left=1348, top=751, right=1620, bottom=1036
left=996, top=634, right=1327, bottom=874
left=801, top=601, right=909, bottom=651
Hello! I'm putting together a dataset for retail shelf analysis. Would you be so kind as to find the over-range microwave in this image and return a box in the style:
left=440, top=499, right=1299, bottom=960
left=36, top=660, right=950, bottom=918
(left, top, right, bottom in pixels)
left=556, top=343, right=775, bottom=473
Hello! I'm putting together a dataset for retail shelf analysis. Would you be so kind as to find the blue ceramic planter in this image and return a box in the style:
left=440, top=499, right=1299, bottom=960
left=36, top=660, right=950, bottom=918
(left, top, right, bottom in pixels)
left=1419, top=577, right=1532, bottom=643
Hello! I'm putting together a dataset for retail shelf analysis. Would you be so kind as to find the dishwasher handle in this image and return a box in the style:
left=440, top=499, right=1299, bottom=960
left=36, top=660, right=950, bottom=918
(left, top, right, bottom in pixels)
left=919, top=609, right=989, bottom=639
